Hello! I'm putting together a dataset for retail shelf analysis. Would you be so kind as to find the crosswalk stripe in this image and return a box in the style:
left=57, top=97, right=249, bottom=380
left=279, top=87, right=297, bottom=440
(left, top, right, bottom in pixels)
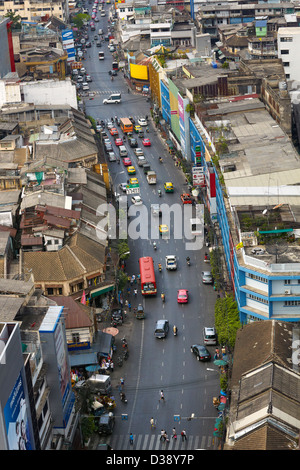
left=101, top=433, right=217, bottom=450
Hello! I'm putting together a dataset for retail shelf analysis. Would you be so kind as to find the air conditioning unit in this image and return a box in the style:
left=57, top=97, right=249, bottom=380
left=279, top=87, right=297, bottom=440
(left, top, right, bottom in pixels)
left=284, top=289, right=291, bottom=295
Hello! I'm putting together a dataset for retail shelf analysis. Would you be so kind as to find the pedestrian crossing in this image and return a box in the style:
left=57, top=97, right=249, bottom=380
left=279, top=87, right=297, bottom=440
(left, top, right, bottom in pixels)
left=102, top=433, right=219, bottom=450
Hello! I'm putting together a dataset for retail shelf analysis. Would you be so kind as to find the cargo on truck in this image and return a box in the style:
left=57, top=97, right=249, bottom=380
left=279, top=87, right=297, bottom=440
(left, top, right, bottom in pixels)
left=146, top=170, right=156, bottom=184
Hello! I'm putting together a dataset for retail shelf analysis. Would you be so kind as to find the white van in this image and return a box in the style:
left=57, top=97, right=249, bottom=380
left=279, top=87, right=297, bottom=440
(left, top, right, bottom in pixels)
left=103, top=93, right=121, bottom=104
left=82, top=83, right=89, bottom=91
left=98, top=28, right=103, bottom=34
left=119, top=146, right=127, bottom=157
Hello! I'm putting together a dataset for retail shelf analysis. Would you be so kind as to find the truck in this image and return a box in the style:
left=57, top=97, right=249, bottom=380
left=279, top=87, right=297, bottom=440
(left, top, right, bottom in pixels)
left=96, top=412, right=115, bottom=435
left=86, top=374, right=112, bottom=395
left=146, top=170, right=156, bottom=184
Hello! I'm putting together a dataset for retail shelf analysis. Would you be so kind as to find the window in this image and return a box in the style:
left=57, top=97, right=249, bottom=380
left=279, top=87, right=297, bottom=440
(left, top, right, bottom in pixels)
left=284, top=279, right=291, bottom=285
left=284, top=300, right=300, bottom=306
left=280, top=37, right=293, bottom=42
left=72, top=333, right=80, bottom=343
left=247, top=293, right=269, bottom=304
left=283, top=62, right=290, bottom=67
left=280, top=50, right=289, bottom=54
left=246, top=273, right=268, bottom=283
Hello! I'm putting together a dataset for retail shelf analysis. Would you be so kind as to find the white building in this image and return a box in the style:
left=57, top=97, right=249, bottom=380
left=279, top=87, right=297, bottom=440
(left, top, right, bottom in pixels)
left=277, top=27, right=300, bottom=83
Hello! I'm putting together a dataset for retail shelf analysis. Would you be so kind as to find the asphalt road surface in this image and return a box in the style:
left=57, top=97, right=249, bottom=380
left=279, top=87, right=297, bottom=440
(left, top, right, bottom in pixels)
left=82, top=1, right=221, bottom=451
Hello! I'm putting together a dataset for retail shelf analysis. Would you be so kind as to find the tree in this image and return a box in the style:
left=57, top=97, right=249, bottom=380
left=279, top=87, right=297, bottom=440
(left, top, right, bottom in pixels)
left=5, top=11, right=22, bottom=30
left=215, top=296, right=241, bottom=349
left=73, top=13, right=90, bottom=29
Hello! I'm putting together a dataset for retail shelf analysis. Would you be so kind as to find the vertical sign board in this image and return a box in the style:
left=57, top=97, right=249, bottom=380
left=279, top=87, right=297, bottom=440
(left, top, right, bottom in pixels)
left=178, top=93, right=191, bottom=160
left=62, top=29, right=75, bottom=63
left=39, top=306, right=73, bottom=428
left=4, top=373, right=34, bottom=450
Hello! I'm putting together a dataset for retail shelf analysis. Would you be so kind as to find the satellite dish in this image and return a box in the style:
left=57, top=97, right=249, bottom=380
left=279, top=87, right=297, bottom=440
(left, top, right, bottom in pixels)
left=265, top=240, right=288, bottom=262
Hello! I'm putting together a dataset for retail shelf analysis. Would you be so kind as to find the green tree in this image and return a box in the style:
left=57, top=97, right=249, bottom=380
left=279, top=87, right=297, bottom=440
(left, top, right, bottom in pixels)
left=73, top=13, right=90, bottom=29
left=215, top=296, right=241, bottom=348
left=5, top=11, right=22, bottom=30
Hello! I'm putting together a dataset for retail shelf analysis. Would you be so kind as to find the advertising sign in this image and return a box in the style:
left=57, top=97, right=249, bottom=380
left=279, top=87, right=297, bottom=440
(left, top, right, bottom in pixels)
left=4, top=373, right=33, bottom=450
left=62, top=29, right=75, bottom=63
left=192, top=166, right=205, bottom=187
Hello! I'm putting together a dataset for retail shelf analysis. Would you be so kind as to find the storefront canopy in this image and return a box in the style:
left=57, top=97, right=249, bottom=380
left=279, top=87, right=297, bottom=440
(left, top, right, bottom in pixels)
left=90, top=284, right=114, bottom=298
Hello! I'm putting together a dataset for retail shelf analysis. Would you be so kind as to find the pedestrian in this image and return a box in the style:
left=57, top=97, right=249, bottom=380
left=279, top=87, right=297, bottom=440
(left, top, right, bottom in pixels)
left=110, top=361, right=114, bottom=372
left=172, top=427, right=177, bottom=439
left=129, top=433, right=134, bottom=445
left=128, top=302, right=131, bottom=312
left=125, top=299, right=129, bottom=307
left=160, top=429, right=166, bottom=441
left=163, top=431, right=169, bottom=443
left=150, top=417, right=155, bottom=429
left=159, top=390, right=165, bottom=401
left=181, top=430, right=187, bottom=441
left=134, top=288, right=137, bottom=297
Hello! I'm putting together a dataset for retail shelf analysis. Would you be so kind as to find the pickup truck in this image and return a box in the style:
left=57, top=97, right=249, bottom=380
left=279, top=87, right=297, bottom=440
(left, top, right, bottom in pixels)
left=165, top=255, right=177, bottom=270
left=146, top=171, right=156, bottom=184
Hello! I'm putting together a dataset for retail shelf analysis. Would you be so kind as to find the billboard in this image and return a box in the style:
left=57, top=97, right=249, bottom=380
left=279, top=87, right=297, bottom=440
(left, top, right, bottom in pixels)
left=62, top=29, right=75, bottom=63
left=4, top=373, right=33, bottom=450
left=130, top=63, right=148, bottom=80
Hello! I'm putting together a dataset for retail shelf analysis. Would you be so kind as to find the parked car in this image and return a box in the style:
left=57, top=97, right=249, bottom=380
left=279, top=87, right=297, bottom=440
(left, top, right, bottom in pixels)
left=190, top=345, right=211, bottom=362
left=203, top=327, right=217, bottom=345
left=201, top=271, right=213, bottom=284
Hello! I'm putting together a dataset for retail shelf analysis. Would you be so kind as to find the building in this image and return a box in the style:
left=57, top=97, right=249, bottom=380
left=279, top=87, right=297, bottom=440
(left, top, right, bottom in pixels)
left=226, top=320, right=300, bottom=450
left=0, top=17, right=15, bottom=78
left=0, top=0, right=69, bottom=23
left=277, top=27, right=300, bottom=81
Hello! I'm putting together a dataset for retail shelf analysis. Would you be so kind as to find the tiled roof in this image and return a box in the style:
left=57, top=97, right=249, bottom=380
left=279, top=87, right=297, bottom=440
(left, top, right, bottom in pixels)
left=49, top=295, right=92, bottom=329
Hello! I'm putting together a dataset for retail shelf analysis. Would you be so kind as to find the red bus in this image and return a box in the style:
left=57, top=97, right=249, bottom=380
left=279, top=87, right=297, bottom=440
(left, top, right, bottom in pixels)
left=139, top=256, right=157, bottom=295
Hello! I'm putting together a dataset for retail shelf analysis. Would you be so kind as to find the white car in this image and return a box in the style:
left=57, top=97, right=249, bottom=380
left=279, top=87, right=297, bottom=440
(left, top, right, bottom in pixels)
left=165, top=255, right=177, bottom=270
left=131, top=195, right=143, bottom=205
left=119, top=183, right=127, bottom=192
left=134, top=148, right=144, bottom=157
left=108, top=152, right=116, bottom=161
left=138, top=118, right=147, bottom=126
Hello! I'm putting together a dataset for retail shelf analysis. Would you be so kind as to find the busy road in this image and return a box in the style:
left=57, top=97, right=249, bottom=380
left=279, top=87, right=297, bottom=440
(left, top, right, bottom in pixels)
left=78, top=0, right=220, bottom=450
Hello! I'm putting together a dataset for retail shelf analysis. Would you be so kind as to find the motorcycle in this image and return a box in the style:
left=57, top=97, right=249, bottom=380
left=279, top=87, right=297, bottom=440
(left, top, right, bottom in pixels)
left=121, top=337, right=128, bottom=348
left=161, top=293, right=165, bottom=303
left=158, top=264, right=162, bottom=272
left=186, top=258, right=191, bottom=266
left=204, top=253, right=210, bottom=263
left=123, top=349, right=129, bottom=360
left=120, top=392, right=127, bottom=403
left=159, top=157, right=163, bottom=163
left=158, top=189, right=162, bottom=197
left=173, top=326, right=178, bottom=336
left=153, top=241, right=157, bottom=250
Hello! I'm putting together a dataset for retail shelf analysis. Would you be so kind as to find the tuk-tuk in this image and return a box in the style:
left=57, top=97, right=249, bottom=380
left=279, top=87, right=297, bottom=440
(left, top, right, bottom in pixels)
left=136, top=304, right=145, bottom=319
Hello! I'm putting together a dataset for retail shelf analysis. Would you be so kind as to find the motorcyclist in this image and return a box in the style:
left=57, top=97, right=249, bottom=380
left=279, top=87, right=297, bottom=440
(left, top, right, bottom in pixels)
left=173, top=325, right=178, bottom=335
left=153, top=241, right=157, bottom=250
left=158, top=189, right=161, bottom=197
left=186, top=256, right=190, bottom=264
left=158, top=263, right=162, bottom=271
left=161, top=292, right=165, bottom=302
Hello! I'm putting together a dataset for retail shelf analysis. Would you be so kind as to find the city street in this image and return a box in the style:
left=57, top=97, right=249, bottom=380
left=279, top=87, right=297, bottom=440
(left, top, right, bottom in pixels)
left=81, top=2, right=220, bottom=451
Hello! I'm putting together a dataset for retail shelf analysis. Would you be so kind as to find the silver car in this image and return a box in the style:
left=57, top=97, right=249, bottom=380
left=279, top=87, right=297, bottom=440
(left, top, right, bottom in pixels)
left=201, top=271, right=213, bottom=284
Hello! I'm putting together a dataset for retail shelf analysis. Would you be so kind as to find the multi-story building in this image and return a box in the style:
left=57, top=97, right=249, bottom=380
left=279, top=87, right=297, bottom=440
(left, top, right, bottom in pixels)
left=0, top=0, right=68, bottom=23
left=277, top=27, right=300, bottom=81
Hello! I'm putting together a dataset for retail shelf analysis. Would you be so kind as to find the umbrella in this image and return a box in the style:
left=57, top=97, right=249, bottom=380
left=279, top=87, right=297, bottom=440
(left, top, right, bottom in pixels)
left=85, top=364, right=100, bottom=372
left=214, top=359, right=228, bottom=366
left=102, top=327, right=119, bottom=336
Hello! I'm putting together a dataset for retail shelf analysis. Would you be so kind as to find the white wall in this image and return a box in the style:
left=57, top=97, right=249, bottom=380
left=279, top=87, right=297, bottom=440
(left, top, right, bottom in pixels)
left=21, top=78, right=77, bottom=109
left=278, top=28, right=300, bottom=82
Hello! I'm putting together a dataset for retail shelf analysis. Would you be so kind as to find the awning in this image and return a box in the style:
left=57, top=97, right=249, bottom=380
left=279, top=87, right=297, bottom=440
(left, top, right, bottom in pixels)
left=90, top=284, right=114, bottom=298
left=97, top=331, right=114, bottom=357
left=69, top=351, right=98, bottom=367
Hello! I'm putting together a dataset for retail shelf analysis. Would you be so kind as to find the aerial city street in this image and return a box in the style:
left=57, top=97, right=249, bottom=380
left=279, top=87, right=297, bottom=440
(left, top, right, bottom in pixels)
left=1, top=0, right=300, bottom=454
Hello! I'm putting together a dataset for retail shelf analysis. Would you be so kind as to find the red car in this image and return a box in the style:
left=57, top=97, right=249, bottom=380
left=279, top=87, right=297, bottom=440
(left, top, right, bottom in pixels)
left=123, top=157, right=132, bottom=166
left=115, top=138, right=123, bottom=146
left=181, top=193, right=192, bottom=204
left=110, top=127, right=118, bottom=136
left=142, top=138, right=151, bottom=147
left=177, top=289, right=188, bottom=303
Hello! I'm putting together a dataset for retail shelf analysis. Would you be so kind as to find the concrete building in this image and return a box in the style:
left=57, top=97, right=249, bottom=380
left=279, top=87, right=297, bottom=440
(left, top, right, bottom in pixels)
left=277, top=27, right=300, bottom=82
left=0, top=0, right=69, bottom=23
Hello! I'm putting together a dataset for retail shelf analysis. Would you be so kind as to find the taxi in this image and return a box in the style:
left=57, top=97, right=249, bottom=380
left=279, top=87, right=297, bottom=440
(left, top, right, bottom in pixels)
left=110, top=127, right=118, bottom=136
left=134, top=125, right=142, bottom=134
left=142, top=138, right=151, bottom=147
left=123, top=157, right=132, bottom=166
left=127, top=166, right=136, bottom=174
left=180, top=193, right=192, bottom=204
left=159, top=224, right=169, bottom=235
left=164, top=182, right=174, bottom=193
left=115, top=138, right=123, bottom=146
left=129, top=177, right=139, bottom=186
left=177, top=289, right=188, bottom=303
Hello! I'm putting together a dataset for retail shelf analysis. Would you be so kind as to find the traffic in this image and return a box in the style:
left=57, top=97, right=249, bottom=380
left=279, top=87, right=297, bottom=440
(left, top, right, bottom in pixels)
left=73, top=0, right=220, bottom=450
